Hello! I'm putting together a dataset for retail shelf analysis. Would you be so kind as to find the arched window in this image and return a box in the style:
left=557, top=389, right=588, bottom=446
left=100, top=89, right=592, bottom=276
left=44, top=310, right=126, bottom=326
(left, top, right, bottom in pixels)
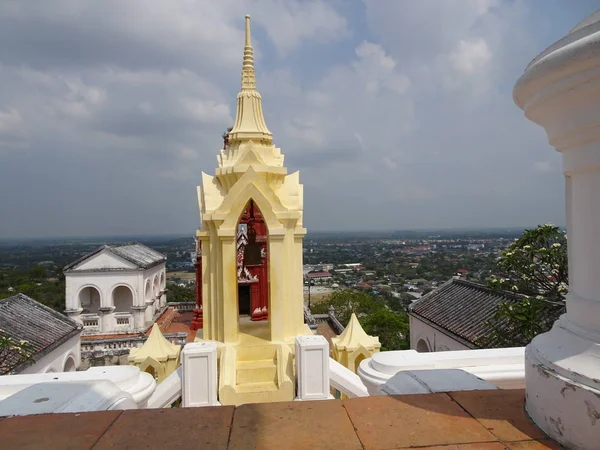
left=160, top=271, right=165, bottom=289
left=145, top=280, right=152, bottom=301
left=416, top=339, right=430, bottom=353
left=79, top=286, right=101, bottom=314
left=236, top=199, right=269, bottom=324
left=113, top=285, right=134, bottom=313
left=64, top=356, right=76, bottom=372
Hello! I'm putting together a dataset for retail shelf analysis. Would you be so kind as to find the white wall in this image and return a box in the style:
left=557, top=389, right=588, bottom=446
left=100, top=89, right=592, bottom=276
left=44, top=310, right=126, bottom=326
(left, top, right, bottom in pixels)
left=409, top=315, right=470, bottom=352
left=65, top=261, right=166, bottom=334
left=76, top=253, right=137, bottom=271
left=19, top=334, right=81, bottom=374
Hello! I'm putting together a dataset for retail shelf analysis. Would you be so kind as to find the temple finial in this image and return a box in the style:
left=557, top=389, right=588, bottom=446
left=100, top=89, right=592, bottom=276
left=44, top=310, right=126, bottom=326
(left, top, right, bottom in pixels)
left=242, top=15, right=255, bottom=90
left=228, top=15, right=272, bottom=144
left=245, top=15, right=251, bottom=47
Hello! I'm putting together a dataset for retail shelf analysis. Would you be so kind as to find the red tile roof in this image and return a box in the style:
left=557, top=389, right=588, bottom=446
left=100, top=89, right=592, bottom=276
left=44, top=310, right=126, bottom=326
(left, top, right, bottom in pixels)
left=307, top=271, right=332, bottom=277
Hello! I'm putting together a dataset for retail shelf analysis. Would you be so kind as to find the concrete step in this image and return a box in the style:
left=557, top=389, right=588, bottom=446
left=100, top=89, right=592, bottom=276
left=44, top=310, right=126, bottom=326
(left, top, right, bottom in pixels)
left=235, top=381, right=279, bottom=394
left=236, top=344, right=277, bottom=362
left=236, top=359, right=277, bottom=385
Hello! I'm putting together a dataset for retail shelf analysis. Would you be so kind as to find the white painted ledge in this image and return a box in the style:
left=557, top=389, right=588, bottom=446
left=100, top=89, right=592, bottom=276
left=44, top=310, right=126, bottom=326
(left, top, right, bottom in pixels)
left=0, top=380, right=138, bottom=416
left=0, top=365, right=156, bottom=408
left=358, top=348, right=525, bottom=395
left=381, top=369, right=498, bottom=396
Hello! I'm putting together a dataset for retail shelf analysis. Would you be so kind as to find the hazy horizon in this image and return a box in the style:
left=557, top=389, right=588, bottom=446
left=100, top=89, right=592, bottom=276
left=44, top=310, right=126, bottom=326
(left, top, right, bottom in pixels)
left=0, top=224, right=567, bottom=244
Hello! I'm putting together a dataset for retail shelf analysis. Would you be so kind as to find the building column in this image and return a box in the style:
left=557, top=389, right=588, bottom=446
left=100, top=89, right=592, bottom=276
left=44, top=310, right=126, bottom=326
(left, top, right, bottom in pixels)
left=98, top=306, right=115, bottom=333
left=514, top=13, right=600, bottom=449
left=131, top=306, right=147, bottom=331
left=268, top=232, right=286, bottom=342
left=219, top=232, right=238, bottom=344
left=144, top=299, right=155, bottom=324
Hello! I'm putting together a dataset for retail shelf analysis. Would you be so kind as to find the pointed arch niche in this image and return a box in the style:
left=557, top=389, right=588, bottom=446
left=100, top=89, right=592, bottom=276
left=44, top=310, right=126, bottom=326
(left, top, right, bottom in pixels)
left=198, top=173, right=307, bottom=345
left=236, top=199, right=270, bottom=334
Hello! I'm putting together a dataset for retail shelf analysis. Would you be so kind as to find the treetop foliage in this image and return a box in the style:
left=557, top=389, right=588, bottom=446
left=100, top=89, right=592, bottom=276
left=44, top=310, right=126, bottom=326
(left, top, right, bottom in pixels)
left=311, top=289, right=409, bottom=351
left=484, top=224, right=567, bottom=347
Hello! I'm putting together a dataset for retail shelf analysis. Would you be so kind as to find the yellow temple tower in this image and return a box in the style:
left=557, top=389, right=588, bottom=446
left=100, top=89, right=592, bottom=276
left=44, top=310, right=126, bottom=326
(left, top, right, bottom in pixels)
left=196, top=15, right=311, bottom=405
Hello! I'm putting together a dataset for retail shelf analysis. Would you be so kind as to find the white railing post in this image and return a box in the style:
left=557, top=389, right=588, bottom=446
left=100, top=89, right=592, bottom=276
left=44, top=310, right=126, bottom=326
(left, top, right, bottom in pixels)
left=295, top=335, right=332, bottom=401
left=147, top=366, right=183, bottom=409
left=181, top=342, right=219, bottom=407
left=329, top=358, right=369, bottom=398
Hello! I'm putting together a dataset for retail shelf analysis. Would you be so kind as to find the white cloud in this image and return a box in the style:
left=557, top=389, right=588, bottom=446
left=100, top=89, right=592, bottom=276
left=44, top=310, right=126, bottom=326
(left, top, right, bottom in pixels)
left=450, top=38, right=492, bottom=75
left=179, top=147, right=199, bottom=161
left=138, top=102, right=155, bottom=115
left=0, top=0, right=576, bottom=237
left=250, top=0, right=348, bottom=55
left=0, top=108, right=23, bottom=134
left=57, top=81, right=106, bottom=118
left=534, top=160, right=553, bottom=173
left=180, top=98, right=232, bottom=124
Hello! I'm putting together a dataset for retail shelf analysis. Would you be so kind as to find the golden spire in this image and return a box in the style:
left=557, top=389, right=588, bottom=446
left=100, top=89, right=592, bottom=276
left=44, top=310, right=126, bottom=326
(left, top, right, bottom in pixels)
left=228, top=15, right=273, bottom=145
left=242, top=15, right=256, bottom=91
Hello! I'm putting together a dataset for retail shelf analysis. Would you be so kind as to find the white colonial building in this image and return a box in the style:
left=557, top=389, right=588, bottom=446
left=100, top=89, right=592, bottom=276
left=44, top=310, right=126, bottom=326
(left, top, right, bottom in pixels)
left=64, top=243, right=167, bottom=335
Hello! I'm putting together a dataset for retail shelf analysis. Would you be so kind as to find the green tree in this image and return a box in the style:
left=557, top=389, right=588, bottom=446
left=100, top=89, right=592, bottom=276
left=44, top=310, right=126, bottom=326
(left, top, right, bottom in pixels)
left=312, top=289, right=409, bottom=351
left=167, top=283, right=195, bottom=303
left=485, top=224, right=567, bottom=347
left=361, top=309, right=409, bottom=351
left=29, top=265, right=48, bottom=281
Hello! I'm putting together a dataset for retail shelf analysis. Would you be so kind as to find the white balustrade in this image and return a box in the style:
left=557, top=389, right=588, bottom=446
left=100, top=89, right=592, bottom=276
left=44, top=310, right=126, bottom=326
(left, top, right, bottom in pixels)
left=181, top=342, right=219, bottom=407
left=147, top=365, right=182, bottom=408
left=114, top=313, right=133, bottom=330
left=329, top=358, right=369, bottom=398
left=295, top=335, right=332, bottom=401
left=358, top=347, right=525, bottom=395
left=81, top=314, right=100, bottom=330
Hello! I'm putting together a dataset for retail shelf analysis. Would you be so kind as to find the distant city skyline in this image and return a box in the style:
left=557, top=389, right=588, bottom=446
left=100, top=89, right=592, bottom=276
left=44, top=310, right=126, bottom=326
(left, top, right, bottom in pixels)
left=0, top=225, right=567, bottom=243
left=0, top=1, right=597, bottom=238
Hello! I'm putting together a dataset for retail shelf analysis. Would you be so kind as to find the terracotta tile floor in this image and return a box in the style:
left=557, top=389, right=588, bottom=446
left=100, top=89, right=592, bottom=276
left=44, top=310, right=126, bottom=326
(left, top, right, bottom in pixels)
left=0, top=389, right=564, bottom=450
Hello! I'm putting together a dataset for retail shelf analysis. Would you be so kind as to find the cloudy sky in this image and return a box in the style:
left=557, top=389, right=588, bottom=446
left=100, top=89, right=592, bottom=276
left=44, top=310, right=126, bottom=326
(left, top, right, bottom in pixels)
left=0, top=0, right=597, bottom=238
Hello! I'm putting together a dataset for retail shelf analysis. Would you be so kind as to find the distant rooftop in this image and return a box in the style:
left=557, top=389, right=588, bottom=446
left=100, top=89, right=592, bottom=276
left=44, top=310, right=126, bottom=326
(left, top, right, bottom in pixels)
left=0, top=294, right=82, bottom=374
left=409, top=279, right=562, bottom=348
left=64, top=242, right=166, bottom=272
